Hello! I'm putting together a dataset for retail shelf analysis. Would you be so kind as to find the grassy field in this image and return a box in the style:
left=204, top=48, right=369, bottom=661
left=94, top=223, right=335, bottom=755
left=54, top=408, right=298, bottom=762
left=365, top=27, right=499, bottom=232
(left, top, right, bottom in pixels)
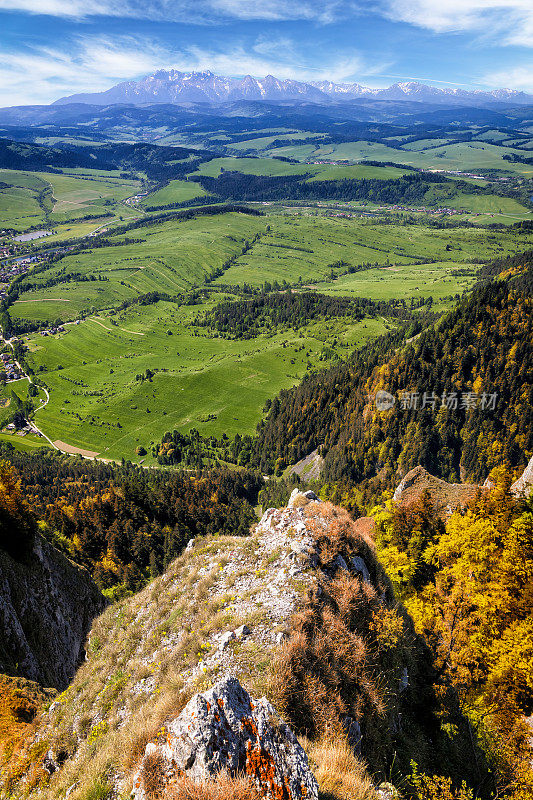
left=0, top=430, right=50, bottom=452
left=12, top=212, right=268, bottom=321
left=266, top=139, right=533, bottom=175
left=192, top=156, right=411, bottom=181
left=2, top=145, right=531, bottom=462
left=12, top=212, right=533, bottom=325
left=213, top=215, right=533, bottom=288
left=26, top=301, right=388, bottom=462
left=0, top=168, right=142, bottom=231
left=315, top=261, right=478, bottom=302
left=140, top=179, right=207, bottom=208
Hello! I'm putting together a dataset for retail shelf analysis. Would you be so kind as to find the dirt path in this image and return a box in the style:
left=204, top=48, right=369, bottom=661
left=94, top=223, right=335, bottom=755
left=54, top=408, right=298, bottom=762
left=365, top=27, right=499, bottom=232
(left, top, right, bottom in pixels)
left=88, top=317, right=145, bottom=336
left=52, top=440, right=100, bottom=458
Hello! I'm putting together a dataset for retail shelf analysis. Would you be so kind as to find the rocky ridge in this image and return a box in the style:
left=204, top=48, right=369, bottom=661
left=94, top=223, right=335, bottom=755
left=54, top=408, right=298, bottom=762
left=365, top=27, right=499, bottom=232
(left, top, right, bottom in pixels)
left=1, top=489, right=398, bottom=799
left=1, top=486, right=493, bottom=799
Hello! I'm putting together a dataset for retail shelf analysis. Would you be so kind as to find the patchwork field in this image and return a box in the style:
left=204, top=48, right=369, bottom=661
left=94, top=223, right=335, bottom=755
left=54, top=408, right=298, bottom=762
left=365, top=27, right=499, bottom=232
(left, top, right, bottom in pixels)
left=0, top=168, right=142, bottom=231
left=25, top=301, right=388, bottom=462
left=1, top=131, right=531, bottom=462
left=140, top=179, right=208, bottom=208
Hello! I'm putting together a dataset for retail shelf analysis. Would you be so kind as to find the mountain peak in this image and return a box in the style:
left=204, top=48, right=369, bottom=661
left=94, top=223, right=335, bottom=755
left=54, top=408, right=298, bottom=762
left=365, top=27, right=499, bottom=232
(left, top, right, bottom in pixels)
left=52, top=69, right=533, bottom=108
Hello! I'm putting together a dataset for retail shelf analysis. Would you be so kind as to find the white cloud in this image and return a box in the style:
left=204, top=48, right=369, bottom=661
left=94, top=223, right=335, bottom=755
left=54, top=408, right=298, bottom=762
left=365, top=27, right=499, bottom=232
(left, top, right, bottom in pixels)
left=0, top=37, right=171, bottom=106
left=381, top=0, right=533, bottom=47
left=483, top=65, right=533, bottom=92
left=0, top=33, right=379, bottom=106
left=0, top=0, right=355, bottom=22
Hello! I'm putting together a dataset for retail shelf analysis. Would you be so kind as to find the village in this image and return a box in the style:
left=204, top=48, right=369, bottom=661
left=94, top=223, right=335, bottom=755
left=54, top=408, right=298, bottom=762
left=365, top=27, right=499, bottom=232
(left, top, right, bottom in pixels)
left=0, top=351, right=21, bottom=382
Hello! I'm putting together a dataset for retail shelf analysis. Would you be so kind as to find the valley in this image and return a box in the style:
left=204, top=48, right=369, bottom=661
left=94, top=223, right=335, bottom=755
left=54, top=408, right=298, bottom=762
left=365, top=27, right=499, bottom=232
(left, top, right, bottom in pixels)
left=1, top=112, right=532, bottom=463
left=0, top=50, right=532, bottom=800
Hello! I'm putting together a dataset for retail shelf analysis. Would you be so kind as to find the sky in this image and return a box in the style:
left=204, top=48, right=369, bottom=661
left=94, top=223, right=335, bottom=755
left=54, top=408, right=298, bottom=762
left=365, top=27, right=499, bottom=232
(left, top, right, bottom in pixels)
left=0, top=0, right=531, bottom=106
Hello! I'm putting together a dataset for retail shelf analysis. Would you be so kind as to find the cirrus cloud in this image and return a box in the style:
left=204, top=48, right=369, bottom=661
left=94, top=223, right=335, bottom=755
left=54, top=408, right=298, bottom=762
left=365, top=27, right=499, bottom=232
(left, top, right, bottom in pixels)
left=0, top=0, right=357, bottom=23
left=0, top=33, right=379, bottom=106
left=381, top=0, right=533, bottom=47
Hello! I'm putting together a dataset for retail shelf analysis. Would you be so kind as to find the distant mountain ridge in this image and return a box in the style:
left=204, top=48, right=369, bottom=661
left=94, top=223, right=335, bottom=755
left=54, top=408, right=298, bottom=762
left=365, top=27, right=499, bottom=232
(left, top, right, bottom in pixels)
left=52, top=69, right=533, bottom=108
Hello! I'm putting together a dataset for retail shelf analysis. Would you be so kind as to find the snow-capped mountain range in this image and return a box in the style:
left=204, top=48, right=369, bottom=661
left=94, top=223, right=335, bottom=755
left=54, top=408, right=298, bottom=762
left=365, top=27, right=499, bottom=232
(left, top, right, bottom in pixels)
left=53, top=70, right=533, bottom=108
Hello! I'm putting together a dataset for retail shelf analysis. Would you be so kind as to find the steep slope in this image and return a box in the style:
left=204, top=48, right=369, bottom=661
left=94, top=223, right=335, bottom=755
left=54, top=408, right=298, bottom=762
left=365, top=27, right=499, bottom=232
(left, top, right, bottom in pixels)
left=0, top=492, right=488, bottom=800
left=251, top=255, right=533, bottom=487
left=0, top=463, right=107, bottom=689
left=0, top=537, right=107, bottom=690
left=376, top=470, right=533, bottom=798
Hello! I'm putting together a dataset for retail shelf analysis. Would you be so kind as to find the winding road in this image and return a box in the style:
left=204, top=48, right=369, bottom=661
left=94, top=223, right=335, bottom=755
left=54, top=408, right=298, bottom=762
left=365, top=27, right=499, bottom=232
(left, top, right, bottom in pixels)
left=0, top=330, right=58, bottom=449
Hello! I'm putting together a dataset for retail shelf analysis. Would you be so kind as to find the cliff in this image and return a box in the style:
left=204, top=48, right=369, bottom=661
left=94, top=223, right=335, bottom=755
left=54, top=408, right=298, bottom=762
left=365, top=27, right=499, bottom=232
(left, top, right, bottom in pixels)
left=0, top=534, right=107, bottom=690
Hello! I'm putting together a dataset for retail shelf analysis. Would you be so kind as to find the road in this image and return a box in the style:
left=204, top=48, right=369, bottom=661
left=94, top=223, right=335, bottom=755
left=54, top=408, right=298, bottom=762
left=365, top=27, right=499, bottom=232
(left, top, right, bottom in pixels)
left=0, top=330, right=58, bottom=449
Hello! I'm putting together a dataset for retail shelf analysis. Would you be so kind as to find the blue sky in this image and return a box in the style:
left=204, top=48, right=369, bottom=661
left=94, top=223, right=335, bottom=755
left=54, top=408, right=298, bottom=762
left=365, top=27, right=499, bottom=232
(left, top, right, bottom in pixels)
left=0, top=0, right=531, bottom=105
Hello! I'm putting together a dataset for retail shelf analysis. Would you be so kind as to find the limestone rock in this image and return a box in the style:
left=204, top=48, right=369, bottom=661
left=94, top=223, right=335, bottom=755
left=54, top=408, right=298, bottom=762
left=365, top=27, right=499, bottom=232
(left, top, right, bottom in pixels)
left=393, top=465, right=479, bottom=518
left=287, top=488, right=320, bottom=508
left=511, top=456, right=533, bottom=499
left=132, top=676, right=318, bottom=800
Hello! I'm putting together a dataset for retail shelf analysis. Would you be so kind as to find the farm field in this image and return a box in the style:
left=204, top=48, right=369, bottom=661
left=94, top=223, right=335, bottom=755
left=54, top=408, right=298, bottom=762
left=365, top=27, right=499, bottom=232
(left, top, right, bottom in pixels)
left=12, top=212, right=533, bottom=326
left=0, top=430, right=49, bottom=452
left=314, top=261, right=478, bottom=303
left=213, top=215, right=533, bottom=288
left=140, top=179, right=207, bottom=208
left=0, top=168, right=142, bottom=230
left=26, top=301, right=388, bottom=462
left=12, top=211, right=268, bottom=322
left=1, top=137, right=531, bottom=464
left=265, top=138, right=533, bottom=174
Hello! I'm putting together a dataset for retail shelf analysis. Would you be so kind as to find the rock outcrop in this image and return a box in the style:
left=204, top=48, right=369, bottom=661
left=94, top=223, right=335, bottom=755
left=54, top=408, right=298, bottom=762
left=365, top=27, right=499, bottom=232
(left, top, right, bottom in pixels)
left=0, top=535, right=107, bottom=689
left=511, top=455, right=533, bottom=498
left=133, top=676, right=318, bottom=800
left=1, top=490, right=480, bottom=799
left=393, top=465, right=480, bottom=517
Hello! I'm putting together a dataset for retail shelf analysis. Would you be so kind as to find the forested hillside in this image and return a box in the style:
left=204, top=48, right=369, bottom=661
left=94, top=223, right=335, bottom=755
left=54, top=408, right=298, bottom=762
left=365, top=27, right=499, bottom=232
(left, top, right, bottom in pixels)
left=374, top=472, right=533, bottom=798
left=248, top=255, right=533, bottom=487
left=0, top=447, right=262, bottom=596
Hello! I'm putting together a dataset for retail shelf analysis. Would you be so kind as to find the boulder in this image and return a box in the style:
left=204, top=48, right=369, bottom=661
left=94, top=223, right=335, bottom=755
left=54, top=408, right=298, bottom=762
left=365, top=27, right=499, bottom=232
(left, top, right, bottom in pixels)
left=132, top=676, right=318, bottom=800
left=288, top=489, right=320, bottom=508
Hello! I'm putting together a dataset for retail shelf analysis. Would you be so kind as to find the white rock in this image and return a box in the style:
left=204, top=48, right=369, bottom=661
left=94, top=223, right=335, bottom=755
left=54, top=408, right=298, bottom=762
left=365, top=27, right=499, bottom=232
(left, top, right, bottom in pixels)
left=132, top=676, right=318, bottom=800
left=218, top=631, right=236, bottom=651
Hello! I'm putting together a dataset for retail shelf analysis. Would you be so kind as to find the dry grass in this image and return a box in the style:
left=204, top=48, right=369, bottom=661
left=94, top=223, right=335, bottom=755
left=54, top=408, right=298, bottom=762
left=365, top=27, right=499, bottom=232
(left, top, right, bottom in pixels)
left=305, top=736, right=378, bottom=800
left=140, top=751, right=168, bottom=799
left=167, top=772, right=262, bottom=800
left=271, top=573, right=387, bottom=737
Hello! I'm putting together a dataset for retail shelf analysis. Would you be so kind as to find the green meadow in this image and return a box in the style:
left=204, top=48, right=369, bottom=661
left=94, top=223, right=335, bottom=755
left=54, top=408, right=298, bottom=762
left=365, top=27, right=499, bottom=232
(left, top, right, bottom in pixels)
left=12, top=212, right=533, bottom=326
left=0, top=168, right=142, bottom=230
left=1, top=139, right=531, bottom=461
left=13, top=212, right=268, bottom=321
left=315, top=261, right=478, bottom=303
left=26, top=301, right=388, bottom=462
left=263, top=138, right=532, bottom=175
left=140, top=179, right=208, bottom=208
